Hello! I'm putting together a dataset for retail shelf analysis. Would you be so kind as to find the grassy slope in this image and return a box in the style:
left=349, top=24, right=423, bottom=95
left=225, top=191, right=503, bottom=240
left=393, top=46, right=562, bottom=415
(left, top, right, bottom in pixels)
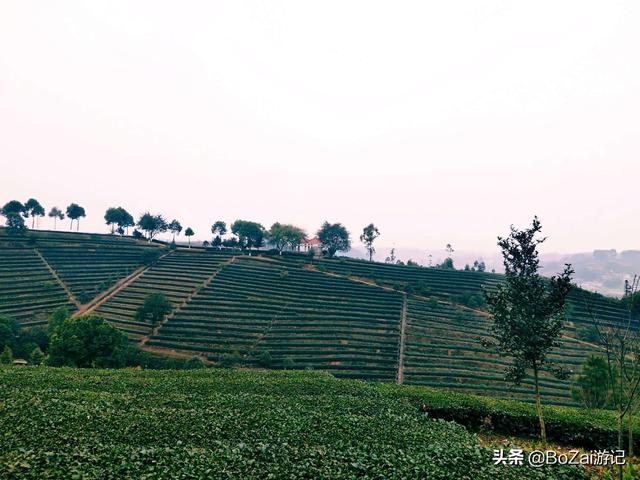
left=0, top=366, right=586, bottom=479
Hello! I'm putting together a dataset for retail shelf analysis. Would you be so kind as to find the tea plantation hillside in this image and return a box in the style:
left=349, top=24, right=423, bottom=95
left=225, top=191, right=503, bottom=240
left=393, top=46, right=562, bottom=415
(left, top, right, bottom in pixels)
left=0, top=366, right=587, bottom=479
left=0, top=228, right=628, bottom=405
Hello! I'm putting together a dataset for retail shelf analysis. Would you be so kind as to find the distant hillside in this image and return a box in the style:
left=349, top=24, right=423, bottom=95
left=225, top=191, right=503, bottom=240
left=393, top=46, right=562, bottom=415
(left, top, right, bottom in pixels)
left=0, top=228, right=629, bottom=406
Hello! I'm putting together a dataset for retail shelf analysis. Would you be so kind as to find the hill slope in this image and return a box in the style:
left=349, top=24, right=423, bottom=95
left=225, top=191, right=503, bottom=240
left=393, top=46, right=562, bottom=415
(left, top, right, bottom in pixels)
left=0, top=228, right=628, bottom=405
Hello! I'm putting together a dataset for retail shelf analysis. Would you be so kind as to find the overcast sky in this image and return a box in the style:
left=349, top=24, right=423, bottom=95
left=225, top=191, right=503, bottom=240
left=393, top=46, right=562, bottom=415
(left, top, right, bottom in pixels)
left=1, top=1, right=639, bottom=262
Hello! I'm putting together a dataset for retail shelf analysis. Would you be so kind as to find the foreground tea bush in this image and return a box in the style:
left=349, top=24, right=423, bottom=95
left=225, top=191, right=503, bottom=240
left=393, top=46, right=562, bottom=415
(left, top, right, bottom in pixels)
left=0, top=367, right=584, bottom=479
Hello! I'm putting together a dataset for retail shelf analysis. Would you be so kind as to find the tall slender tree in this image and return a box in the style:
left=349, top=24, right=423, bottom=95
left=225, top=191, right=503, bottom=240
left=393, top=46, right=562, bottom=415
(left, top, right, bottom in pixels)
left=48, top=207, right=65, bottom=230
left=360, top=223, right=380, bottom=262
left=169, top=220, right=183, bottom=242
left=484, top=217, right=573, bottom=445
left=185, top=227, right=194, bottom=248
left=24, top=198, right=45, bottom=229
left=66, top=203, right=86, bottom=231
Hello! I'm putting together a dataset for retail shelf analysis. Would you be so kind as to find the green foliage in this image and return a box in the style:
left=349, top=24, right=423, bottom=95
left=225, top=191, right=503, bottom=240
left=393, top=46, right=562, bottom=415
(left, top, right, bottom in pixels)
left=436, top=257, right=455, bottom=270
left=168, top=219, right=182, bottom=241
left=359, top=223, right=380, bottom=261
left=47, top=315, right=128, bottom=368
left=0, top=345, right=13, bottom=364
left=185, top=356, right=206, bottom=369
left=65, top=203, right=86, bottom=231
left=231, top=220, right=265, bottom=250
left=218, top=351, right=242, bottom=367
left=104, top=207, right=134, bottom=235
left=30, top=346, right=45, bottom=365
left=484, top=217, right=574, bottom=443
left=380, top=382, right=640, bottom=453
left=254, top=350, right=273, bottom=368
left=572, top=355, right=615, bottom=409
left=0, top=315, right=18, bottom=351
left=211, top=220, right=227, bottom=237
left=4, top=213, right=26, bottom=235
left=268, top=222, right=306, bottom=253
left=137, top=213, right=168, bottom=241
left=576, top=326, right=599, bottom=343
left=48, top=307, right=70, bottom=334
left=141, top=248, right=163, bottom=266
left=452, top=292, right=486, bottom=309
left=24, top=198, right=45, bottom=228
left=0, top=368, right=587, bottom=479
left=135, top=293, right=172, bottom=327
left=317, top=221, right=350, bottom=257
left=485, top=217, right=574, bottom=386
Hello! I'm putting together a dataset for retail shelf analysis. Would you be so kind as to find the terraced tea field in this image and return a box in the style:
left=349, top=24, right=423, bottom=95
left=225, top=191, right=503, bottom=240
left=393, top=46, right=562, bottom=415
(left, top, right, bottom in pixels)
left=0, top=228, right=629, bottom=405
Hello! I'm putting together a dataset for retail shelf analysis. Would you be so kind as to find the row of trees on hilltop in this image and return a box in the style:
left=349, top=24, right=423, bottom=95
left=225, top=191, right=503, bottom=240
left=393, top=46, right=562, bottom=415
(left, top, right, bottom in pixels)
left=0, top=199, right=86, bottom=234
left=1, top=197, right=489, bottom=268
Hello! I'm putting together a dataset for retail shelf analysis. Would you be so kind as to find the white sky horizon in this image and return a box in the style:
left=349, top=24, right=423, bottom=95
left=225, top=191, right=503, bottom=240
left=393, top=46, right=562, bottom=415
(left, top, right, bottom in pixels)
left=2, top=2, right=639, bottom=257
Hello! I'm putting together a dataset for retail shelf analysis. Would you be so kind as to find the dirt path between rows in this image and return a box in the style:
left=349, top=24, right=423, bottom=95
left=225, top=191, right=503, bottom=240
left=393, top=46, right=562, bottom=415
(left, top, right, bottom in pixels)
left=72, top=250, right=175, bottom=318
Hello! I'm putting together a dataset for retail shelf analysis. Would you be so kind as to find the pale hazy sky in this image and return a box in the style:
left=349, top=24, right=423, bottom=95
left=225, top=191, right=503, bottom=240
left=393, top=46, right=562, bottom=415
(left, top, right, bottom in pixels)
left=1, top=1, right=639, bottom=261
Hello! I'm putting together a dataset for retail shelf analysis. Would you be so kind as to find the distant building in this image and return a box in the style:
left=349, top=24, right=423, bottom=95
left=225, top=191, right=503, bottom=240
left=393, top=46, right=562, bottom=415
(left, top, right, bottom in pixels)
left=300, top=237, right=322, bottom=253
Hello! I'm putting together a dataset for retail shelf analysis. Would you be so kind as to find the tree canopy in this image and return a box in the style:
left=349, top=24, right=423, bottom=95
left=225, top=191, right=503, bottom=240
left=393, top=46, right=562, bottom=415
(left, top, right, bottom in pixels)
left=231, top=220, right=265, bottom=250
left=317, top=222, right=350, bottom=257
left=66, top=203, right=86, bottom=231
left=48, top=207, right=65, bottom=230
left=169, top=220, right=183, bottom=242
left=137, top=213, right=168, bottom=241
left=360, top=223, right=380, bottom=261
left=47, top=314, right=128, bottom=368
left=135, top=293, right=172, bottom=327
left=185, top=227, right=194, bottom=247
left=24, top=198, right=45, bottom=228
left=484, top=216, right=573, bottom=444
left=268, top=223, right=306, bottom=254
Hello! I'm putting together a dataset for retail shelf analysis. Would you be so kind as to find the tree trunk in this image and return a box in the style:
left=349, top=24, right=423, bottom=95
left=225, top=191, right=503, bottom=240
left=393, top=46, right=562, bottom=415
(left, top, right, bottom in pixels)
left=31, top=216, right=35, bottom=229
left=629, top=410, right=634, bottom=457
left=533, top=364, right=547, bottom=445
left=77, top=220, right=80, bottom=231
left=53, top=217, right=56, bottom=230
left=619, top=412, right=624, bottom=480
left=70, top=219, right=73, bottom=230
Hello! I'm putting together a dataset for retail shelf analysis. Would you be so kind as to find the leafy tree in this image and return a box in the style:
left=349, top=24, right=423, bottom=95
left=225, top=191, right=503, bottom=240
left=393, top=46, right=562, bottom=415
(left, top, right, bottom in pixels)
left=135, top=293, right=172, bottom=327
left=104, top=207, right=120, bottom=234
left=360, top=223, right=380, bottom=261
left=202, top=240, right=210, bottom=248
left=231, top=220, right=265, bottom=251
left=132, top=229, right=144, bottom=240
left=30, top=346, right=45, bottom=365
left=211, top=220, right=227, bottom=237
left=268, top=223, right=307, bottom=254
left=222, top=237, right=239, bottom=249
left=185, top=227, right=194, bottom=247
left=1, top=201, right=26, bottom=235
left=47, top=315, right=128, bottom=368
left=137, top=213, right=168, bottom=241
left=24, top=198, right=45, bottom=229
left=48, top=207, right=65, bottom=230
left=484, top=217, right=573, bottom=445
left=48, top=307, right=70, bottom=334
left=572, top=355, right=615, bottom=409
left=66, top=203, right=86, bottom=231
left=218, top=351, right=242, bottom=368
left=0, top=346, right=13, bottom=364
left=436, top=257, right=454, bottom=270
left=5, top=213, right=26, bottom=235
left=1, top=200, right=25, bottom=216
left=168, top=220, right=182, bottom=242
left=0, top=315, right=18, bottom=351
left=254, top=350, right=273, bottom=368
left=317, top=221, right=350, bottom=257
left=104, top=207, right=134, bottom=235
